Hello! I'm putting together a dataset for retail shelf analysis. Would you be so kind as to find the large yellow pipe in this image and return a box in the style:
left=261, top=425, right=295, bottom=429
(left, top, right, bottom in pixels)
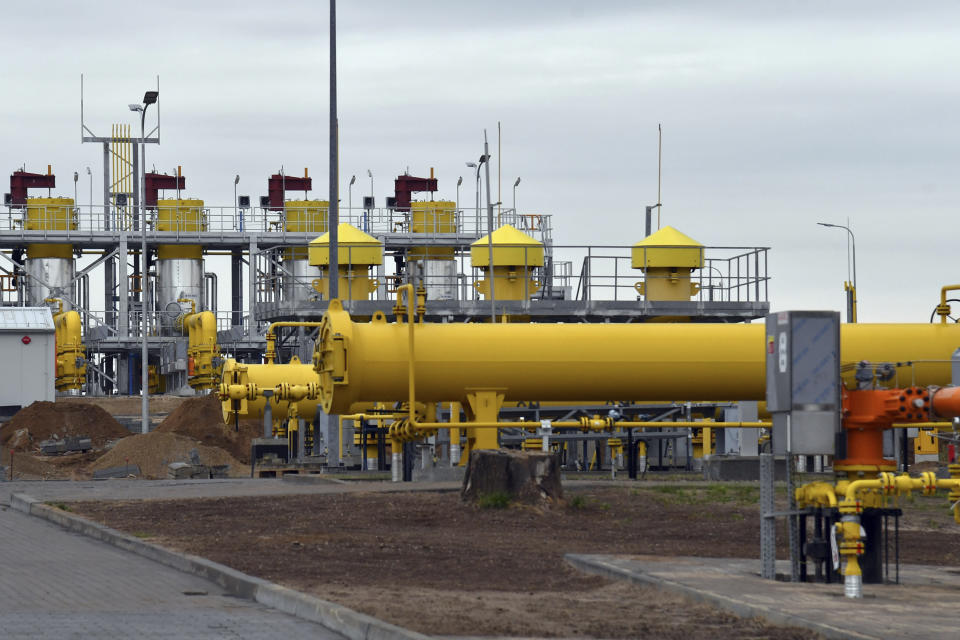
left=220, top=358, right=319, bottom=423
left=316, top=299, right=960, bottom=415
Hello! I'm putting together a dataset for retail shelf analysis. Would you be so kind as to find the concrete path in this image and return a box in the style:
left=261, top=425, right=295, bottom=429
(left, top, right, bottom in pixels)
left=567, top=554, right=960, bottom=640
left=0, top=477, right=462, bottom=503
left=0, top=504, right=345, bottom=639
left=0, top=476, right=724, bottom=504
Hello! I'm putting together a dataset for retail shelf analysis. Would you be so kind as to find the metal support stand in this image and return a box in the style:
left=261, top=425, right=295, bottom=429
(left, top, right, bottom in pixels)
left=262, top=389, right=273, bottom=439
left=787, top=449, right=801, bottom=581
left=760, top=451, right=776, bottom=580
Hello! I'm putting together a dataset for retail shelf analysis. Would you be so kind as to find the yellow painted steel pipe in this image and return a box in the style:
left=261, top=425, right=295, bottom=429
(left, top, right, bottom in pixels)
left=219, top=357, right=319, bottom=424
left=936, top=284, right=960, bottom=323
left=265, top=321, right=324, bottom=364
left=177, top=298, right=220, bottom=390
left=46, top=297, right=86, bottom=392
left=315, top=297, right=960, bottom=415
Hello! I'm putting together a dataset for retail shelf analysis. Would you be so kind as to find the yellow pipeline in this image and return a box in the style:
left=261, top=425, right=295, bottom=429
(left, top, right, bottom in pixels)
left=46, top=298, right=86, bottom=392
left=315, top=297, right=960, bottom=415
left=219, top=356, right=319, bottom=424
left=177, top=298, right=220, bottom=390
left=265, top=321, right=324, bottom=364
left=936, top=284, right=960, bottom=323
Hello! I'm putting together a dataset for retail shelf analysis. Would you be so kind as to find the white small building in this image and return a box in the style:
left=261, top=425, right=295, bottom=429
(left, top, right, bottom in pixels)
left=0, top=307, right=55, bottom=417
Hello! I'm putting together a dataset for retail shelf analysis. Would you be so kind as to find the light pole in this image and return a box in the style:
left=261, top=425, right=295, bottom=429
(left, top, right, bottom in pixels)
left=349, top=174, right=356, bottom=220
left=85, top=167, right=92, bottom=217
left=456, top=176, right=463, bottom=212
left=73, top=172, right=78, bottom=220
left=817, top=222, right=857, bottom=322
left=466, top=161, right=480, bottom=233
left=512, top=176, right=521, bottom=213
left=480, top=134, right=495, bottom=322
left=233, top=174, right=240, bottom=229
left=366, top=169, right=373, bottom=231
left=129, top=89, right=158, bottom=435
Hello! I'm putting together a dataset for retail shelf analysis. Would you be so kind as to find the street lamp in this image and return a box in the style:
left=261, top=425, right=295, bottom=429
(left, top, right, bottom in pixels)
left=456, top=176, right=463, bottom=212
left=233, top=174, right=240, bottom=229
left=73, top=171, right=78, bottom=208
left=817, top=221, right=857, bottom=322
left=366, top=170, right=372, bottom=231
left=85, top=167, right=92, bottom=217
left=129, top=89, right=158, bottom=435
left=512, top=176, right=521, bottom=213
left=349, top=174, right=356, bottom=219
left=479, top=137, right=495, bottom=322
left=466, top=161, right=481, bottom=234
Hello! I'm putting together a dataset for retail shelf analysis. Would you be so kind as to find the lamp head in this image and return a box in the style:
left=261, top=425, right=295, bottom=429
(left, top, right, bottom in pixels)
left=142, top=91, right=159, bottom=105
left=817, top=222, right=835, bottom=228
left=465, top=162, right=476, bottom=168
left=86, top=167, right=92, bottom=176
left=234, top=175, right=240, bottom=185
left=457, top=176, right=463, bottom=186
left=349, top=175, right=356, bottom=186
left=514, top=177, right=521, bottom=187
left=128, top=104, right=143, bottom=112
left=367, top=169, right=372, bottom=178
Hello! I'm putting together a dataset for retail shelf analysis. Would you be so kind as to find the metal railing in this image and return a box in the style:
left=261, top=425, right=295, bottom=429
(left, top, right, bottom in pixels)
left=250, top=243, right=769, bottom=306
left=0, top=203, right=554, bottom=245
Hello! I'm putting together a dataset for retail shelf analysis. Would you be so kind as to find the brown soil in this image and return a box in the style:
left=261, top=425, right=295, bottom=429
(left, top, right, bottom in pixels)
left=86, top=431, right=246, bottom=479
left=0, top=401, right=128, bottom=452
left=61, top=395, right=189, bottom=415
left=0, top=448, right=99, bottom=480
left=77, top=485, right=960, bottom=638
left=155, top=394, right=260, bottom=463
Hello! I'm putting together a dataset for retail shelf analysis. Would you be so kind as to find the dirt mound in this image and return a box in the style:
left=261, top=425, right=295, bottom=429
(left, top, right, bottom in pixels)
left=0, top=401, right=129, bottom=452
left=156, top=394, right=260, bottom=463
left=89, top=431, right=245, bottom=479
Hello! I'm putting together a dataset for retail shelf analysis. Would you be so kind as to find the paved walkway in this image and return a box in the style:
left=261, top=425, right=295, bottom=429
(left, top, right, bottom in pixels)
left=0, top=504, right=345, bottom=639
left=567, top=554, right=960, bottom=640
left=0, top=476, right=721, bottom=504
left=0, top=477, right=462, bottom=503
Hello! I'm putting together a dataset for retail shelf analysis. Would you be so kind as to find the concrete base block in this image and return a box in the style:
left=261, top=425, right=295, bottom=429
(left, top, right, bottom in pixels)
left=702, top=455, right=786, bottom=482
left=93, top=464, right=142, bottom=480
left=412, top=465, right=466, bottom=483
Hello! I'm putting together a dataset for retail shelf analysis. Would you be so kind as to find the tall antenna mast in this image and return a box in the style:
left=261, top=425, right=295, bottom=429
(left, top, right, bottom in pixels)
left=657, top=123, right=662, bottom=230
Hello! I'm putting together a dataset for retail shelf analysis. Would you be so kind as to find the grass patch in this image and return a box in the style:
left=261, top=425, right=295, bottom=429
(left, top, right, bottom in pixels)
left=45, top=501, right=72, bottom=512
left=130, top=531, right=153, bottom=539
left=569, top=495, right=587, bottom=510
left=641, top=484, right=760, bottom=506
left=476, top=492, right=512, bottom=509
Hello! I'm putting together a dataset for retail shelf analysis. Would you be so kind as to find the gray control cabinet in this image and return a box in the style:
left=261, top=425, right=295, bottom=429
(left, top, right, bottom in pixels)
left=766, top=311, right=840, bottom=455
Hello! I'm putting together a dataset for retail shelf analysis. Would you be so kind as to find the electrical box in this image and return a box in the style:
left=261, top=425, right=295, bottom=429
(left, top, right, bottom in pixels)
left=766, top=311, right=841, bottom=455
left=385, top=196, right=396, bottom=209
left=0, top=307, right=55, bottom=411
left=363, top=196, right=374, bottom=209
left=238, top=195, right=250, bottom=209
left=260, top=195, right=271, bottom=208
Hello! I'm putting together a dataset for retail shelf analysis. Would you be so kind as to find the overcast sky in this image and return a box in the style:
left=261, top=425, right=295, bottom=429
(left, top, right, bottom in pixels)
left=2, top=1, right=958, bottom=322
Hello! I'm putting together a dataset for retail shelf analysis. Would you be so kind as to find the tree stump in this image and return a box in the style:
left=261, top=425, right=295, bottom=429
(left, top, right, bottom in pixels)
left=461, top=449, right=563, bottom=505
